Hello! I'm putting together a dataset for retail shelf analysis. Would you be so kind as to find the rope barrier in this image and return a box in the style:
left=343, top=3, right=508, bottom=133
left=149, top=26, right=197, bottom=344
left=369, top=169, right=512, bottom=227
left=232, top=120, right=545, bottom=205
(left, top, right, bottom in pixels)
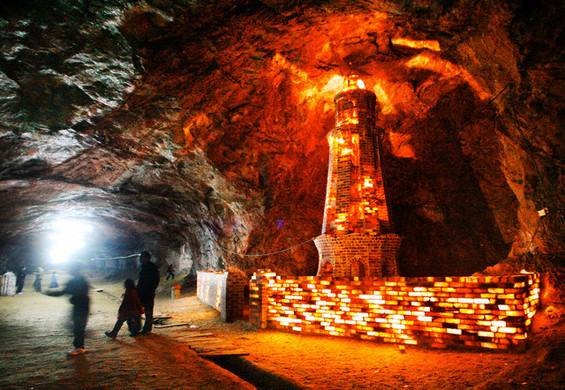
left=220, top=237, right=316, bottom=257
left=89, top=253, right=140, bottom=261
left=87, top=236, right=317, bottom=261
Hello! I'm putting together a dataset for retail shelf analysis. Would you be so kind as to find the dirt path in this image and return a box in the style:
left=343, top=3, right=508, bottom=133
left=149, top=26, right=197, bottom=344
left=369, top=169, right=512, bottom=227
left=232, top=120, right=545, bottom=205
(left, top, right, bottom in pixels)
left=0, top=281, right=252, bottom=390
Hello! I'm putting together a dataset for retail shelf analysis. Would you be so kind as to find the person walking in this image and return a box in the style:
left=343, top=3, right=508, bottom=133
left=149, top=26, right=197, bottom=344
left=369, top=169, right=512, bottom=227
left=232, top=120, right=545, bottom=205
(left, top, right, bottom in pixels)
left=15, top=266, right=27, bottom=294
left=137, top=251, right=159, bottom=335
left=49, top=271, right=59, bottom=288
left=45, top=264, right=90, bottom=356
left=105, top=279, right=144, bottom=338
left=166, top=263, right=175, bottom=281
left=33, top=271, right=42, bottom=292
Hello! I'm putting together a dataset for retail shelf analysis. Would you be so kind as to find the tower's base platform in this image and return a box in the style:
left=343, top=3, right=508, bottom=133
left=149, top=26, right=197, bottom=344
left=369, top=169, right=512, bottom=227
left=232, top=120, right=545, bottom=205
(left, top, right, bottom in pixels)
left=314, top=233, right=400, bottom=278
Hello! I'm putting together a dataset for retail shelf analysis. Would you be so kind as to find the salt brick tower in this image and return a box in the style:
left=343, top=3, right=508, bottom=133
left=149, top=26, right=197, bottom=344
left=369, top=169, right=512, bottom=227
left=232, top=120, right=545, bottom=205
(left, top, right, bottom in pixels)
left=314, top=76, right=400, bottom=278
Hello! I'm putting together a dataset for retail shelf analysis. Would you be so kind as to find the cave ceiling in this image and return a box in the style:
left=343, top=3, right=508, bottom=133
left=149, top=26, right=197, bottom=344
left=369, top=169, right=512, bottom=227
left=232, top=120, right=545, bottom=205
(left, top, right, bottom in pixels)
left=0, top=0, right=562, bottom=275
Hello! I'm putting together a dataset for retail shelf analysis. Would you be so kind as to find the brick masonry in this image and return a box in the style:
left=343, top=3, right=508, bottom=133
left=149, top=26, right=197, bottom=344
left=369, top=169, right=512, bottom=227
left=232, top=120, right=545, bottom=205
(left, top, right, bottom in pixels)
left=197, top=270, right=249, bottom=322
left=317, top=78, right=400, bottom=278
left=250, top=269, right=540, bottom=350
left=314, top=233, right=400, bottom=277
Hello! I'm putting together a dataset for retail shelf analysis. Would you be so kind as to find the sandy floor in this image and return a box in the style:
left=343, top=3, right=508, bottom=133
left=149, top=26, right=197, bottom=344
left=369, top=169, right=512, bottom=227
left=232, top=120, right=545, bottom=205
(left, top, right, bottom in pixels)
left=1, top=277, right=562, bottom=390
left=0, top=277, right=251, bottom=390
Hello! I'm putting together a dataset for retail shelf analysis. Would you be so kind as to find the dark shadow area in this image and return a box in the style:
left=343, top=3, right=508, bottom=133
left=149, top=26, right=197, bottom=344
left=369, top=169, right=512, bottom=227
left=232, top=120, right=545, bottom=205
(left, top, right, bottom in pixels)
left=208, top=356, right=302, bottom=390
left=242, top=284, right=250, bottom=320
left=383, top=84, right=516, bottom=276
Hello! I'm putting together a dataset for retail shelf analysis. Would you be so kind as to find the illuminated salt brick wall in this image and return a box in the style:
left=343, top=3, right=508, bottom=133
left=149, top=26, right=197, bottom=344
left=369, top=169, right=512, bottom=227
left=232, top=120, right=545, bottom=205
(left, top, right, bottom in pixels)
left=197, top=271, right=248, bottom=322
left=250, top=270, right=540, bottom=350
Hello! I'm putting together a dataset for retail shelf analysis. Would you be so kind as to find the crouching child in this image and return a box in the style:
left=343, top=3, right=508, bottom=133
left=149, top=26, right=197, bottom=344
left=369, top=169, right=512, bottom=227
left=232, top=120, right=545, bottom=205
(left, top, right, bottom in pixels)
left=105, top=279, right=144, bottom=338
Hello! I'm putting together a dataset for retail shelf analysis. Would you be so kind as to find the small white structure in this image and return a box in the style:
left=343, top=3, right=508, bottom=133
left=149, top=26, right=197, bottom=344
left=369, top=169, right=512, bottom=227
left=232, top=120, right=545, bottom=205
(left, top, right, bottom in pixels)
left=197, top=271, right=228, bottom=321
left=197, top=270, right=249, bottom=322
left=1, top=272, right=17, bottom=296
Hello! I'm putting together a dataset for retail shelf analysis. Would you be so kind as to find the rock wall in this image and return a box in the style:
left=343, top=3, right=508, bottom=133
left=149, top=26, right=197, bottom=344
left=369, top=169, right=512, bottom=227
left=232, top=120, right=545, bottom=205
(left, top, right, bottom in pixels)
left=0, top=1, right=561, bottom=277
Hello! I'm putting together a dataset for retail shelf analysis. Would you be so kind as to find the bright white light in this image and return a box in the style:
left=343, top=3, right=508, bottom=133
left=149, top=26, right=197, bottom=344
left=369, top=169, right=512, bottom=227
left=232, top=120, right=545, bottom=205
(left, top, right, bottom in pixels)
left=47, top=219, right=93, bottom=264
left=49, top=240, right=85, bottom=264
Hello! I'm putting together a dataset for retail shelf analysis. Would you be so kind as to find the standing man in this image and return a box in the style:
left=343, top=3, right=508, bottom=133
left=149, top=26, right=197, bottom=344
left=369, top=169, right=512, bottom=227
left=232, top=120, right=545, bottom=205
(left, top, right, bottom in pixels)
left=137, top=251, right=159, bottom=335
left=45, top=263, right=90, bottom=356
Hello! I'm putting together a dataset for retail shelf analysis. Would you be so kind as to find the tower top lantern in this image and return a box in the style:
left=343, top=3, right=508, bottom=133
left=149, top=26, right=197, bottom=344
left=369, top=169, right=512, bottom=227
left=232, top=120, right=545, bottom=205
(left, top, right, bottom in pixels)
left=342, top=75, right=366, bottom=91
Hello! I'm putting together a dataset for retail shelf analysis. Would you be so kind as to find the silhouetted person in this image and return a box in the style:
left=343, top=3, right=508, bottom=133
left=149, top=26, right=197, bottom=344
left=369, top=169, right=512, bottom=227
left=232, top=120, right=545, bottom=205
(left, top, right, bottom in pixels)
left=33, top=271, right=42, bottom=292
left=166, top=263, right=175, bottom=281
left=49, top=271, right=59, bottom=289
left=137, top=251, right=159, bottom=334
left=105, top=279, right=144, bottom=338
left=45, top=264, right=90, bottom=356
left=16, top=266, right=27, bottom=294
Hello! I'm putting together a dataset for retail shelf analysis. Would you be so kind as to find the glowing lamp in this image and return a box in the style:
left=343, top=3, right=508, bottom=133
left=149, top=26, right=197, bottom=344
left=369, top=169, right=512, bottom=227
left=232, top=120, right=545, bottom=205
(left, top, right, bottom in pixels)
left=342, top=75, right=366, bottom=91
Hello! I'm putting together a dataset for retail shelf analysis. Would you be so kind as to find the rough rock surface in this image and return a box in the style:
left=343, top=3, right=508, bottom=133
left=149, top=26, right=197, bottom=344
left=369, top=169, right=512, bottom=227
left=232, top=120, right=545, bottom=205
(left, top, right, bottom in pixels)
left=0, top=0, right=562, bottom=277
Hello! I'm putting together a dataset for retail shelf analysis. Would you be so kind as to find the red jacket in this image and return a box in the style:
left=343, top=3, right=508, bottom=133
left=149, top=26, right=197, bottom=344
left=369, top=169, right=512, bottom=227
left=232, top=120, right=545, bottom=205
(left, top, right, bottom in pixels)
left=118, top=288, right=144, bottom=321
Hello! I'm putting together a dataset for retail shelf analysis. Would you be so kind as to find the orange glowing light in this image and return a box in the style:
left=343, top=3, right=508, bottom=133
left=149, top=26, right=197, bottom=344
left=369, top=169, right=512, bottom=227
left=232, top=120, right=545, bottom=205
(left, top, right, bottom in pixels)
left=323, top=75, right=345, bottom=94
left=341, top=117, right=359, bottom=125
left=272, top=53, right=308, bottom=82
left=250, top=270, right=539, bottom=351
left=405, top=53, right=489, bottom=100
left=373, top=81, right=395, bottom=115
left=183, top=112, right=212, bottom=146
left=388, top=132, right=416, bottom=159
left=300, top=74, right=348, bottom=107
left=392, top=37, right=441, bottom=52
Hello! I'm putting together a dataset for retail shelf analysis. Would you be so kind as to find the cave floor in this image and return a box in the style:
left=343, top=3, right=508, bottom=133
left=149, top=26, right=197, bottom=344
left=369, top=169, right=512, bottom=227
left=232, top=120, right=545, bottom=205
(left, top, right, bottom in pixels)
left=0, top=279, right=251, bottom=390
left=1, top=279, right=561, bottom=389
